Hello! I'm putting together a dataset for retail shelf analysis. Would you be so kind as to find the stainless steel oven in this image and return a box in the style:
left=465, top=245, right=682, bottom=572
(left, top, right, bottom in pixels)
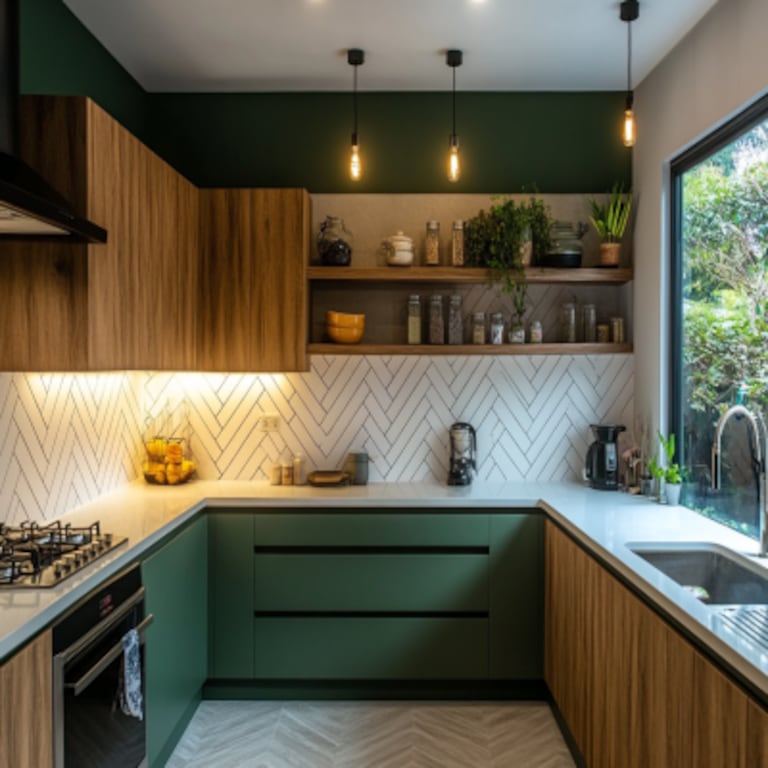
left=52, top=565, right=153, bottom=768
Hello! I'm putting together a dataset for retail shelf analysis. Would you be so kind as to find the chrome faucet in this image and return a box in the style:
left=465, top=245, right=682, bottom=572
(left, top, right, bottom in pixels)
left=711, top=404, right=768, bottom=557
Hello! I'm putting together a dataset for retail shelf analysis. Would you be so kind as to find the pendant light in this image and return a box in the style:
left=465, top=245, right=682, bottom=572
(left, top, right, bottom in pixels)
left=446, top=49, right=462, bottom=183
left=620, top=1, right=639, bottom=148
left=347, top=48, right=364, bottom=181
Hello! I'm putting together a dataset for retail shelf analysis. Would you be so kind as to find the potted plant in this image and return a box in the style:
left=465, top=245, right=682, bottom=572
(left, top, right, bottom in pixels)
left=588, top=183, right=632, bottom=267
left=465, top=195, right=552, bottom=328
left=658, top=431, right=683, bottom=505
left=646, top=453, right=664, bottom=501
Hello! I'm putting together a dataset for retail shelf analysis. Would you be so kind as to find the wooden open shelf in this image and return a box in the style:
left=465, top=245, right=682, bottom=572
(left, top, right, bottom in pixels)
left=308, top=342, right=633, bottom=356
left=308, top=266, right=633, bottom=285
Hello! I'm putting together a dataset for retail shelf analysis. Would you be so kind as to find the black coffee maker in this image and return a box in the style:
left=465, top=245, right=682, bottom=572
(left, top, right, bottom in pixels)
left=448, top=422, right=477, bottom=486
left=584, top=424, right=626, bottom=490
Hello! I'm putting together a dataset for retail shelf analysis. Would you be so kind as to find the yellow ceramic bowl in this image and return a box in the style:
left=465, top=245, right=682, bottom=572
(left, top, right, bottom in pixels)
left=326, top=310, right=365, bottom=328
left=327, top=324, right=364, bottom=344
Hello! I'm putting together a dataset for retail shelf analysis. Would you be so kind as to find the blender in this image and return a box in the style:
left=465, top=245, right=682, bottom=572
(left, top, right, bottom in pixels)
left=448, top=422, right=477, bottom=486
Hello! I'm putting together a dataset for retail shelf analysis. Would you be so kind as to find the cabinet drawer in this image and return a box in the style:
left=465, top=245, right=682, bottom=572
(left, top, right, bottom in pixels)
left=253, top=553, right=488, bottom=612
left=252, top=617, right=488, bottom=679
left=252, top=512, right=488, bottom=547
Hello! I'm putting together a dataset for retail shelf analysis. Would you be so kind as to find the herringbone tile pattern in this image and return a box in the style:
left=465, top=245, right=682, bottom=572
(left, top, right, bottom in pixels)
left=0, top=372, right=143, bottom=526
left=144, top=354, right=633, bottom=484
left=0, top=352, right=633, bottom=524
left=165, top=701, right=575, bottom=768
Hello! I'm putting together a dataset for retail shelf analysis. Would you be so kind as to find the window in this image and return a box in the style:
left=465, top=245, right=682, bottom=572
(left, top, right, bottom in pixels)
left=670, top=96, right=768, bottom=539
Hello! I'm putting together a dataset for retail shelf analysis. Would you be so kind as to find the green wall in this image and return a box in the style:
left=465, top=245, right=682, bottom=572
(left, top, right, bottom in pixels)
left=20, top=0, right=148, bottom=140
left=148, top=91, right=631, bottom=193
left=19, top=1, right=631, bottom=193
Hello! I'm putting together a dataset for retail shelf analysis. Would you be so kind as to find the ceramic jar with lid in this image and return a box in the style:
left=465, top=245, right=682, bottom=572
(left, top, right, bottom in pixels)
left=382, top=230, right=414, bottom=266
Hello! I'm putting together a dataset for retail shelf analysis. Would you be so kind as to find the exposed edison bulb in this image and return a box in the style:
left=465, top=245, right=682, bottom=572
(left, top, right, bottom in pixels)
left=349, top=139, right=361, bottom=181
left=448, top=137, right=461, bottom=183
left=623, top=109, right=636, bottom=147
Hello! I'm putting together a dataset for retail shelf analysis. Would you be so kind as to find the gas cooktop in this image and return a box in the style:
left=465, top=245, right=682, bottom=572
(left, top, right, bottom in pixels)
left=0, top=521, right=126, bottom=588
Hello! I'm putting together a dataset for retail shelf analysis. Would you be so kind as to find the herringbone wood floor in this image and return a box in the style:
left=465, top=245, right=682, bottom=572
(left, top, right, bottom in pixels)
left=165, top=700, right=576, bottom=767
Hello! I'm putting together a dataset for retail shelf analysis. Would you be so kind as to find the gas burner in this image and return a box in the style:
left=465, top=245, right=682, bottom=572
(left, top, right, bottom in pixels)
left=0, top=520, right=125, bottom=588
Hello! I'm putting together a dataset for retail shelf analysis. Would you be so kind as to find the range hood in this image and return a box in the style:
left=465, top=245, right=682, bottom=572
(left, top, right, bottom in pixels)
left=0, top=0, right=106, bottom=243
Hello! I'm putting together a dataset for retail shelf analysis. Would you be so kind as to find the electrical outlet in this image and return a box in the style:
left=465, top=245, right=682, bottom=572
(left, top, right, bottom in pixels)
left=258, top=414, right=280, bottom=432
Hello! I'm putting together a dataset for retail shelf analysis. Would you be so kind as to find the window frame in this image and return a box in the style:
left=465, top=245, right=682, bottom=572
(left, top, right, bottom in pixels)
left=669, top=93, right=768, bottom=476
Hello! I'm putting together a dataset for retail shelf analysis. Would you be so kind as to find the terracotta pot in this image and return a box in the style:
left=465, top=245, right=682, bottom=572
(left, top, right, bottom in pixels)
left=599, top=242, right=621, bottom=267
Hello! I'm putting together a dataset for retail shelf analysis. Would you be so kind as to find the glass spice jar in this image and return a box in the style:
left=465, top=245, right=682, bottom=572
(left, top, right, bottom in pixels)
left=407, top=295, right=422, bottom=344
left=425, top=220, right=440, bottom=265
left=429, top=294, right=444, bottom=344
left=508, top=321, right=526, bottom=344
left=448, top=294, right=463, bottom=344
left=560, top=302, right=577, bottom=343
left=490, top=312, right=504, bottom=345
left=472, top=312, right=486, bottom=344
left=583, top=304, right=597, bottom=343
left=451, top=220, right=464, bottom=266
left=529, top=320, right=543, bottom=344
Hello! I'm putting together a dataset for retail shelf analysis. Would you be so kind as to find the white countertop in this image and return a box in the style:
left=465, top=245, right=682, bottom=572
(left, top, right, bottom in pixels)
left=2, top=479, right=767, bottom=699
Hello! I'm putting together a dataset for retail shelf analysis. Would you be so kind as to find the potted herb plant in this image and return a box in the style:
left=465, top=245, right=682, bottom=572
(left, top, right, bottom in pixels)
left=588, top=183, right=632, bottom=267
left=658, top=431, right=682, bottom=505
left=464, top=194, right=552, bottom=333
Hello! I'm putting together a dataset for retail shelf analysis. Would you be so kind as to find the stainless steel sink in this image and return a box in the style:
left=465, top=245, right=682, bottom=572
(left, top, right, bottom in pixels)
left=627, top=542, right=768, bottom=605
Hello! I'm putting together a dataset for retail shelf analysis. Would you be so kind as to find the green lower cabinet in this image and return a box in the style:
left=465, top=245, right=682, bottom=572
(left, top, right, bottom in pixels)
left=143, top=515, right=208, bottom=768
left=205, top=508, right=544, bottom=686
left=208, top=512, right=255, bottom=677
left=489, top=513, right=544, bottom=679
left=253, top=617, right=488, bottom=679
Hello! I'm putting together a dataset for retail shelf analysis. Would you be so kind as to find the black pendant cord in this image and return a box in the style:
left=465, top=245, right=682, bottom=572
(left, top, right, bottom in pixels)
left=451, top=65, right=457, bottom=140
left=352, top=62, right=359, bottom=143
left=626, top=15, right=633, bottom=109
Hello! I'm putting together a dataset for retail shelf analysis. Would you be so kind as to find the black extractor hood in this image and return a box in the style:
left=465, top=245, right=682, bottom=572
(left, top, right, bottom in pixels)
left=0, top=0, right=106, bottom=243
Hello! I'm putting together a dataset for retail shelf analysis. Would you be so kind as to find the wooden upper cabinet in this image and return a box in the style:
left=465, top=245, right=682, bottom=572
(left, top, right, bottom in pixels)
left=86, top=101, right=199, bottom=369
left=199, top=188, right=309, bottom=372
left=0, top=96, right=199, bottom=370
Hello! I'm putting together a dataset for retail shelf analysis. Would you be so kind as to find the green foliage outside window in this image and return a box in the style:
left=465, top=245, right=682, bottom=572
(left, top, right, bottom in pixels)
left=680, top=122, right=768, bottom=537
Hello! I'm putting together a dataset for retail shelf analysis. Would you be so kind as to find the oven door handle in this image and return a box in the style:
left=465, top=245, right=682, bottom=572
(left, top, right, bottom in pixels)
left=65, top=613, right=154, bottom=697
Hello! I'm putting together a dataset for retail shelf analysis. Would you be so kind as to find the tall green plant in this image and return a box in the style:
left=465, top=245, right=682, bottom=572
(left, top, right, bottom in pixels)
left=464, top=194, right=552, bottom=296
left=589, top=183, right=632, bottom=243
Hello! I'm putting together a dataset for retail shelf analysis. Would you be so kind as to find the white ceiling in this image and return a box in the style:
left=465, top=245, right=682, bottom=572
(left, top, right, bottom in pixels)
left=62, top=0, right=718, bottom=93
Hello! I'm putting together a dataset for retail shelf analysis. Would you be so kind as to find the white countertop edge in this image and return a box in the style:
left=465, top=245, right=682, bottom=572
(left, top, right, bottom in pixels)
left=2, top=479, right=767, bottom=699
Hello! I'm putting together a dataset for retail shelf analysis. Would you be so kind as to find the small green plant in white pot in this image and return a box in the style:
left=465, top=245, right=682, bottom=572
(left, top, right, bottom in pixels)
left=658, top=431, right=682, bottom=505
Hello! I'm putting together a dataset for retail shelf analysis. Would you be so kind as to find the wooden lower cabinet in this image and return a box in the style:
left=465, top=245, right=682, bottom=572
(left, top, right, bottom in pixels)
left=207, top=509, right=544, bottom=683
left=545, top=520, right=768, bottom=768
left=0, top=630, right=53, bottom=768
left=143, top=516, right=208, bottom=768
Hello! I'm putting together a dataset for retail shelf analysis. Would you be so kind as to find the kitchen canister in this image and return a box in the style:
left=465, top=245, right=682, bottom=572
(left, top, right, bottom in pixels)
left=429, top=294, right=444, bottom=344
left=407, top=294, right=422, bottom=344
left=560, top=302, right=577, bottom=343
left=425, top=220, right=440, bottom=265
left=344, top=452, right=369, bottom=485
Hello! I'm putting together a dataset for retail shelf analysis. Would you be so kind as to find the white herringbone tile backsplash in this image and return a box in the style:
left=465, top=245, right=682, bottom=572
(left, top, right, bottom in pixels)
left=145, top=354, right=634, bottom=486
left=0, top=373, right=143, bottom=526
left=0, top=355, right=633, bottom=525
